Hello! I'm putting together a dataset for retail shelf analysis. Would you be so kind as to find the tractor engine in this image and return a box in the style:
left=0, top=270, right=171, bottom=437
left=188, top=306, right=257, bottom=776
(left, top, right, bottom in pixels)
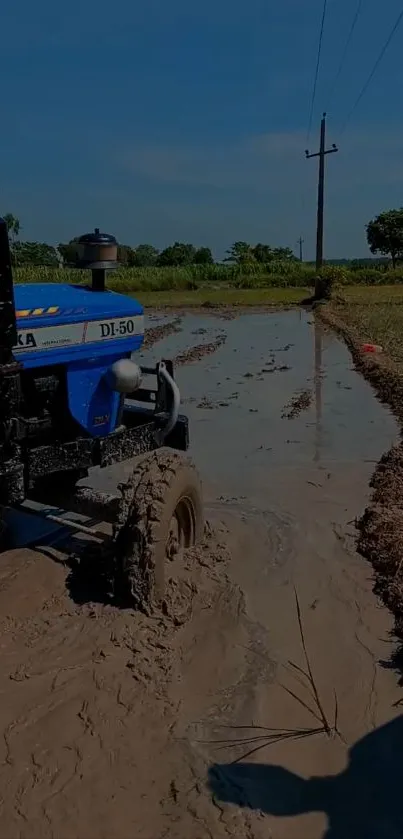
left=12, top=365, right=73, bottom=444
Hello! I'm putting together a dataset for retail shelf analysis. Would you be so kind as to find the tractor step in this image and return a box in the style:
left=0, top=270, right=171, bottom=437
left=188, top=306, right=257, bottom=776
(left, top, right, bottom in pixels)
left=2, top=494, right=115, bottom=550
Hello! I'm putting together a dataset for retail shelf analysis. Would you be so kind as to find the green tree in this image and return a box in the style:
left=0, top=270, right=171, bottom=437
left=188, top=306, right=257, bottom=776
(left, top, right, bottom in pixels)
left=58, top=239, right=79, bottom=266
left=157, top=242, right=196, bottom=266
left=224, top=242, right=255, bottom=264
left=117, top=244, right=136, bottom=266
left=3, top=213, right=21, bottom=244
left=131, top=244, right=159, bottom=267
left=271, top=246, right=295, bottom=262
left=253, top=243, right=274, bottom=263
left=194, top=246, right=214, bottom=265
left=366, top=208, right=403, bottom=268
left=14, top=241, right=59, bottom=267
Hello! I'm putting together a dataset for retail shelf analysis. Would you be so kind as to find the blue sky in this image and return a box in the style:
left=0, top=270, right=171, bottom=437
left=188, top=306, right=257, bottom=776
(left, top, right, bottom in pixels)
left=1, top=0, right=402, bottom=259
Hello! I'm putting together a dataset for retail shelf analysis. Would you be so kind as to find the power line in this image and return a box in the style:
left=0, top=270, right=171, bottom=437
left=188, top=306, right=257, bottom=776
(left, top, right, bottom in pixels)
left=340, top=6, right=403, bottom=135
left=306, top=0, right=328, bottom=146
left=326, top=0, right=364, bottom=109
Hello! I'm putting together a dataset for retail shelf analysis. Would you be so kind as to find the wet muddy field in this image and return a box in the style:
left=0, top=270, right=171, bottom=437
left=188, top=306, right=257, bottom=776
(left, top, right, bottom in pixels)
left=140, top=309, right=397, bottom=481
left=1, top=309, right=403, bottom=839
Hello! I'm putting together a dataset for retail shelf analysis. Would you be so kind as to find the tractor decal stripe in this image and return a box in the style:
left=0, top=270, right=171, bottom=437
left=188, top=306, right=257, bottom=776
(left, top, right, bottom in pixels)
left=16, top=306, right=61, bottom=318
left=14, top=315, right=144, bottom=353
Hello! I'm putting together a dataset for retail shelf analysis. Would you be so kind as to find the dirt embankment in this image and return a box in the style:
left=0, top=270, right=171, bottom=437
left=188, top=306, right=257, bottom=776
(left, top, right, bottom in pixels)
left=318, top=304, right=403, bottom=424
left=358, top=447, right=403, bottom=638
left=318, top=302, right=403, bottom=647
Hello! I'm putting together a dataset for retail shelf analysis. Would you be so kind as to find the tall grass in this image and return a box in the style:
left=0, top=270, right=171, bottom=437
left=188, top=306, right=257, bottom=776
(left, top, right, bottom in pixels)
left=13, top=262, right=403, bottom=293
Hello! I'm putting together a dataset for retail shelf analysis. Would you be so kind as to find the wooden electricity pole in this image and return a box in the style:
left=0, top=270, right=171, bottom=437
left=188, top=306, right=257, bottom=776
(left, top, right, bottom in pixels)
left=305, top=112, right=338, bottom=291
left=297, top=236, right=304, bottom=262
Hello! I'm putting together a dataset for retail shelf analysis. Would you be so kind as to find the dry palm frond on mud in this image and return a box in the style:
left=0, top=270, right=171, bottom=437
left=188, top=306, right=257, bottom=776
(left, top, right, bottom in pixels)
left=203, top=589, right=342, bottom=763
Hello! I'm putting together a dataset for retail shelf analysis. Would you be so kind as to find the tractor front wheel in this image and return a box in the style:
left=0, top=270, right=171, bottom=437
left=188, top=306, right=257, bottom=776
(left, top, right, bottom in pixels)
left=113, top=451, right=203, bottom=610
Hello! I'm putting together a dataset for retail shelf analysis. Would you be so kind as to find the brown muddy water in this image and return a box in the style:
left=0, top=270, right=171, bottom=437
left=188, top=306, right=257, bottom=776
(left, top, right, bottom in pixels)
left=141, top=309, right=397, bottom=484
left=141, top=310, right=403, bottom=838
left=2, top=309, right=403, bottom=839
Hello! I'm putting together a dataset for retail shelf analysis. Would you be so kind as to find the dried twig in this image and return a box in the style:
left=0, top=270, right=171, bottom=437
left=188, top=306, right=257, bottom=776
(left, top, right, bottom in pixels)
left=230, top=728, right=324, bottom=765
left=204, top=587, right=342, bottom=763
left=292, top=587, right=334, bottom=735
left=278, top=682, right=324, bottom=725
left=199, top=725, right=326, bottom=765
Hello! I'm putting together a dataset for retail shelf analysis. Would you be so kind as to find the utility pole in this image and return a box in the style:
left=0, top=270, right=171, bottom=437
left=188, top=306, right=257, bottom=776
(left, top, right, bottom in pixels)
left=297, top=236, right=304, bottom=262
left=305, top=112, right=338, bottom=291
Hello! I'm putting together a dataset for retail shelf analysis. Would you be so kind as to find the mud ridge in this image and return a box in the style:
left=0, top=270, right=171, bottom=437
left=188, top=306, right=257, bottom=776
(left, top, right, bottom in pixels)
left=318, top=302, right=403, bottom=653
left=281, top=388, right=312, bottom=419
left=357, top=449, right=403, bottom=641
left=173, top=334, right=227, bottom=366
left=143, top=316, right=182, bottom=349
left=146, top=303, right=299, bottom=316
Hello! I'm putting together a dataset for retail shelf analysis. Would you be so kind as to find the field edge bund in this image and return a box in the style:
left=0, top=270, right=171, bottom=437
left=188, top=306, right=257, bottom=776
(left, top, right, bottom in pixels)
left=318, top=302, right=403, bottom=654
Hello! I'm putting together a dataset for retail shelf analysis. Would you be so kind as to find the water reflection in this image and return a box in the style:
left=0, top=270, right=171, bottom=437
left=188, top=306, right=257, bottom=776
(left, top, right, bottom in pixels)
left=314, top=317, right=323, bottom=465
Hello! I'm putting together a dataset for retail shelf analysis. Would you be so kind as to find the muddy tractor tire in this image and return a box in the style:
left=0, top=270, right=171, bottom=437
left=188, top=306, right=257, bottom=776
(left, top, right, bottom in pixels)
left=113, top=451, right=204, bottom=610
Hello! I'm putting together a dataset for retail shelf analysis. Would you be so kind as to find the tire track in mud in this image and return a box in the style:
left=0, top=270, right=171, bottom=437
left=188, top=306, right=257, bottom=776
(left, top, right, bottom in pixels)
left=0, top=526, right=266, bottom=838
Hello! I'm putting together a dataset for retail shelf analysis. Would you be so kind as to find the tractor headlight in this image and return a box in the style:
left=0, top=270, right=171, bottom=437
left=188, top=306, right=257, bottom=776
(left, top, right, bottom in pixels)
left=106, top=359, right=142, bottom=394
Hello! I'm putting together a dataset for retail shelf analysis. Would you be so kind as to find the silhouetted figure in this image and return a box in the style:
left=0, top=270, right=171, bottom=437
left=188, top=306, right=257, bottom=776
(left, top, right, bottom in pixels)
left=208, top=715, right=403, bottom=838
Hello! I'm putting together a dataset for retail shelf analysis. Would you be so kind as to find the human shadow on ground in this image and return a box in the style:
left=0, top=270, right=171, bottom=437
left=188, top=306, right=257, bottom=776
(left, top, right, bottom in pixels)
left=208, top=715, right=403, bottom=838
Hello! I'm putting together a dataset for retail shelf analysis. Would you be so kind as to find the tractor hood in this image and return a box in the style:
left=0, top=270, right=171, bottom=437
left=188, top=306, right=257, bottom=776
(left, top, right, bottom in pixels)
left=13, top=283, right=144, bottom=366
left=14, top=283, right=143, bottom=327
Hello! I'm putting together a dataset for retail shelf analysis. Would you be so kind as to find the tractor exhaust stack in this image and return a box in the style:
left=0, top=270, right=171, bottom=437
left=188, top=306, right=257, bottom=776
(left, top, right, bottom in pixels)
left=77, top=228, right=118, bottom=292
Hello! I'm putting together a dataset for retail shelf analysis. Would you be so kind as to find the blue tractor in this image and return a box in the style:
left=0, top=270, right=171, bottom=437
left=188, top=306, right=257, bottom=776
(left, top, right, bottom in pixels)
left=0, top=219, right=203, bottom=609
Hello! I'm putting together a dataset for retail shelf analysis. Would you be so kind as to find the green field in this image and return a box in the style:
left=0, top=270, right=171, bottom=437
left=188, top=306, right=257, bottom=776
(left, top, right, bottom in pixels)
left=13, top=263, right=314, bottom=292
left=342, top=285, right=403, bottom=304
left=134, top=287, right=307, bottom=308
left=13, top=262, right=403, bottom=295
